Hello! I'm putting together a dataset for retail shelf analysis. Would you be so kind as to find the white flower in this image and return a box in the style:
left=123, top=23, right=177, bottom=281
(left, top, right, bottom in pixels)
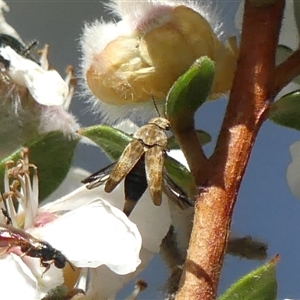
left=80, top=0, right=238, bottom=124
left=0, top=2, right=78, bottom=157
left=0, top=150, right=142, bottom=299
left=31, top=200, right=142, bottom=274
left=41, top=161, right=173, bottom=299
left=0, top=1, right=69, bottom=108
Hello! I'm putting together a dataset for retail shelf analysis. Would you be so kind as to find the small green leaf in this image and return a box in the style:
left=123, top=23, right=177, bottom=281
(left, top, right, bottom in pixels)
left=78, top=125, right=132, bottom=160
left=167, top=129, right=211, bottom=149
left=0, top=131, right=79, bottom=201
left=218, top=255, right=279, bottom=300
left=165, top=56, right=215, bottom=130
left=269, top=90, right=300, bottom=130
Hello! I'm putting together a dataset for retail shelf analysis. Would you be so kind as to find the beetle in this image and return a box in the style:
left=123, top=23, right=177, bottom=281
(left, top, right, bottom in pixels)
left=104, top=117, right=170, bottom=206
left=0, top=223, right=73, bottom=274
left=82, top=97, right=193, bottom=216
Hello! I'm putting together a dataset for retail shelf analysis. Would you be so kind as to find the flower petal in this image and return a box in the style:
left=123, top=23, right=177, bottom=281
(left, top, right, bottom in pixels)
left=0, top=45, right=68, bottom=106
left=42, top=169, right=172, bottom=253
left=25, top=69, right=69, bottom=106
left=32, top=199, right=142, bottom=275
left=168, top=149, right=189, bottom=169
left=39, top=185, right=103, bottom=213
left=0, top=254, right=43, bottom=299
left=21, top=255, right=64, bottom=295
left=86, top=247, right=153, bottom=300
left=43, top=167, right=91, bottom=205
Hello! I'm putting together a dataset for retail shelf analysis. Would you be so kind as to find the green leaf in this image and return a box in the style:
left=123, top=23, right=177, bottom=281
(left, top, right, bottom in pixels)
left=165, top=56, right=215, bottom=130
left=167, top=129, right=211, bottom=149
left=78, top=125, right=132, bottom=160
left=0, top=131, right=78, bottom=201
left=269, top=90, right=300, bottom=130
left=218, top=255, right=279, bottom=300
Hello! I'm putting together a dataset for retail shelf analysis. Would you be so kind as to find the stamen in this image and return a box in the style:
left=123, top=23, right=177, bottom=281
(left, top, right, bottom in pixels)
left=2, top=148, right=38, bottom=228
left=37, top=44, right=49, bottom=70
left=63, top=65, right=76, bottom=110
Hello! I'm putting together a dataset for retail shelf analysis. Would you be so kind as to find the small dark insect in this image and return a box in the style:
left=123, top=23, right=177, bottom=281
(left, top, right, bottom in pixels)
left=0, top=223, right=73, bottom=274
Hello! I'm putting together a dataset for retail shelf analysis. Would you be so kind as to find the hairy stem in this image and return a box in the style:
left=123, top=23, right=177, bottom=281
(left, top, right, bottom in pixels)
left=175, top=0, right=285, bottom=299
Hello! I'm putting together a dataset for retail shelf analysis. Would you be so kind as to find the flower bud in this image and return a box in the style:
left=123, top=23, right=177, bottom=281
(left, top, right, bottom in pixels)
left=81, top=1, right=237, bottom=116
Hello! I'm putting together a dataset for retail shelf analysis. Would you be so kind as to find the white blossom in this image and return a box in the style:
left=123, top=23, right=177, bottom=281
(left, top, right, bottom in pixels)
left=0, top=1, right=78, bottom=157
left=0, top=45, right=69, bottom=106
left=0, top=151, right=143, bottom=299
left=41, top=164, right=172, bottom=299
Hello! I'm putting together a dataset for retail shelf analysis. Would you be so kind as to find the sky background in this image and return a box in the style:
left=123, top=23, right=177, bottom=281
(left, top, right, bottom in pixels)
left=4, top=1, right=300, bottom=299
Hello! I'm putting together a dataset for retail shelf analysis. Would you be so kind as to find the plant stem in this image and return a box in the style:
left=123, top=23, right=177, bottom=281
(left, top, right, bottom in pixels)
left=272, top=48, right=300, bottom=95
left=171, top=125, right=209, bottom=185
left=175, top=0, right=285, bottom=299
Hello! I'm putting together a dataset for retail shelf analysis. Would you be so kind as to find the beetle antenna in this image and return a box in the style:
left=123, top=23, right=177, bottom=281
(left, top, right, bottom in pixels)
left=150, top=93, right=161, bottom=117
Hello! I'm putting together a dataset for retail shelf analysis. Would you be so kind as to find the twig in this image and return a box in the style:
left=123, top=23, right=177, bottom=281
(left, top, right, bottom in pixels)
left=272, top=48, right=300, bottom=96
left=175, top=0, right=285, bottom=299
left=171, top=125, right=209, bottom=185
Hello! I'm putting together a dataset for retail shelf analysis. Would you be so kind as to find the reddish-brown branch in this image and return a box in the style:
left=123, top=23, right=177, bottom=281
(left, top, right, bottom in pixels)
left=176, top=0, right=285, bottom=299
left=272, top=48, right=300, bottom=95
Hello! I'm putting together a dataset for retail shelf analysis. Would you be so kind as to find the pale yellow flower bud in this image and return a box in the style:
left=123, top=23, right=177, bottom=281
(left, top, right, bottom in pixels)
left=85, top=5, right=237, bottom=106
